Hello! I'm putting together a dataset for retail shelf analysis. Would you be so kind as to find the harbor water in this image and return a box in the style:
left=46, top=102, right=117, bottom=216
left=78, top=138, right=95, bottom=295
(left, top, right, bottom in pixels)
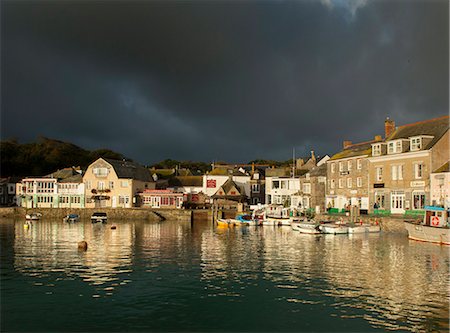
left=1, top=218, right=449, bottom=332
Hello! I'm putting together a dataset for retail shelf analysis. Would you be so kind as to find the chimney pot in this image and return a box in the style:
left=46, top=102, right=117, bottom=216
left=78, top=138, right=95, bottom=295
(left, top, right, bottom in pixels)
left=374, top=135, right=382, bottom=141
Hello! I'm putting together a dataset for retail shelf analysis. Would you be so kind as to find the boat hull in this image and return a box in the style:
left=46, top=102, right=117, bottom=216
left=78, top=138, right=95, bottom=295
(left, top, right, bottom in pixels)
left=320, top=225, right=349, bottom=234
left=404, top=221, right=450, bottom=245
left=291, top=222, right=321, bottom=234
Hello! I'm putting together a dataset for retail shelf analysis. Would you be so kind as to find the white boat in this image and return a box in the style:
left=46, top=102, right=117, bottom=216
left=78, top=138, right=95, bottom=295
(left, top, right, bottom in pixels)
left=348, top=224, right=367, bottom=234
left=404, top=206, right=449, bottom=245
left=25, top=212, right=42, bottom=221
left=91, top=212, right=107, bottom=223
left=63, top=214, right=80, bottom=223
left=367, top=224, right=381, bottom=233
left=291, top=220, right=321, bottom=234
left=319, top=223, right=349, bottom=234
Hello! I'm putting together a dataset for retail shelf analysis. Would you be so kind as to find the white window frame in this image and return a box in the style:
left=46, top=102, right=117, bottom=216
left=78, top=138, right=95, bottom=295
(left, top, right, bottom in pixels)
left=339, top=162, right=343, bottom=172
left=410, top=137, right=422, bottom=151
left=338, top=179, right=344, bottom=189
left=331, top=163, right=336, bottom=173
left=330, top=179, right=335, bottom=189
left=303, top=183, right=311, bottom=194
left=347, top=160, right=352, bottom=171
left=347, top=178, right=352, bottom=188
left=414, top=163, right=423, bottom=179
left=372, top=144, right=381, bottom=156
left=357, top=159, right=362, bottom=170
left=251, top=184, right=260, bottom=193
left=376, top=167, right=383, bottom=182
left=357, top=177, right=362, bottom=188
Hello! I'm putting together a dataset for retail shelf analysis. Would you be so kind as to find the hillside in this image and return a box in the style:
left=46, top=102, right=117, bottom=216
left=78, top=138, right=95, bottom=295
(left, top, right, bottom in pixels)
left=0, top=137, right=127, bottom=177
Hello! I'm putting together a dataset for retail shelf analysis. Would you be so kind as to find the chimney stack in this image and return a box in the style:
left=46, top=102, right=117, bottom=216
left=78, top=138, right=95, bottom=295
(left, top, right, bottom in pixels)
left=343, top=140, right=352, bottom=149
left=385, top=117, right=395, bottom=138
left=311, top=150, right=316, bottom=161
left=374, top=135, right=382, bottom=142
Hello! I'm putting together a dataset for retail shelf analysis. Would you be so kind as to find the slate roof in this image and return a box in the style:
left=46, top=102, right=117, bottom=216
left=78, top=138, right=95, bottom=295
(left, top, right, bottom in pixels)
left=168, top=176, right=203, bottom=187
left=220, top=178, right=243, bottom=195
left=104, top=158, right=153, bottom=182
left=309, top=163, right=327, bottom=177
left=209, top=168, right=247, bottom=176
left=45, top=167, right=82, bottom=180
left=329, top=140, right=375, bottom=161
left=386, top=115, right=449, bottom=149
left=59, top=174, right=83, bottom=183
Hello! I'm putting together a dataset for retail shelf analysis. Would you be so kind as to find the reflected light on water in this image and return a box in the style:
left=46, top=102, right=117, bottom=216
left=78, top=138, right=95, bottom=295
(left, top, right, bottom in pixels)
left=5, top=219, right=450, bottom=332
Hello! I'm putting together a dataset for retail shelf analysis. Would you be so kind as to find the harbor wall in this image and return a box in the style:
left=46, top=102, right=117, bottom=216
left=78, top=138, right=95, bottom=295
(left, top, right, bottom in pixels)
left=0, top=207, right=192, bottom=222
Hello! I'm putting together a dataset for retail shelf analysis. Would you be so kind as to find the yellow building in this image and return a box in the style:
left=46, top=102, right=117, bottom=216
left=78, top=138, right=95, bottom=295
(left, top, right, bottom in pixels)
left=83, top=158, right=155, bottom=208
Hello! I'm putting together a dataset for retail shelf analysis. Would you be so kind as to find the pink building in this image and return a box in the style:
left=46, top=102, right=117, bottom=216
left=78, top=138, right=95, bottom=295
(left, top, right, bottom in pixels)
left=140, top=189, right=185, bottom=209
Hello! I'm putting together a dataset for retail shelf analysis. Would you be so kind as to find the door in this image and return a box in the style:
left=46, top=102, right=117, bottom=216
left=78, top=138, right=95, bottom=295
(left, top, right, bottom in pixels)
left=391, top=191, right=405, bottom=214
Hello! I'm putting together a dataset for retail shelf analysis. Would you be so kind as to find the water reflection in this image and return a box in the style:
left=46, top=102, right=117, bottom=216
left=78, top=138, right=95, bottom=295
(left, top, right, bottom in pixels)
left=14, top=219, right=134, bottom=295
left=6, top=219, right=450, bottom=332
left=200, top=226, right=449, bottom=332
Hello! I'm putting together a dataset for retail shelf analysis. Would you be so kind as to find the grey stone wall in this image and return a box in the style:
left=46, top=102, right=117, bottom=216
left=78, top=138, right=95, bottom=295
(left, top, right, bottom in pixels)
left=0, top=207, right=192, bottom=222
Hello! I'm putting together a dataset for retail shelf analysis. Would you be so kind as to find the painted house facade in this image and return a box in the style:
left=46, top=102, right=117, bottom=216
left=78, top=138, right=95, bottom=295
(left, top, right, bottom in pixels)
left=430, top=162, right=450, bottom=209
left=140, top=189, right=184, bottom=209
left=18, top=167, right=85, bottom=208
left=83, top=158, right=155, bottom=208
left=202, top=168, right=250, bottom=199
left=368, top=116, right=449, bottom=214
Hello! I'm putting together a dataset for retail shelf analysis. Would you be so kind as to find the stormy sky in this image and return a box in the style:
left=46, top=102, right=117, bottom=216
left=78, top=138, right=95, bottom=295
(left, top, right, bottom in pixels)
left=1, top=0, right=448, bottom=165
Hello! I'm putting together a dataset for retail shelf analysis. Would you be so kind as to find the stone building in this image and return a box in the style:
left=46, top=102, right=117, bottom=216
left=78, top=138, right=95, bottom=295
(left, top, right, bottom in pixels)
left=326, top=138, right=381, bottom=213
left=368, top=115, right=449, bottom=214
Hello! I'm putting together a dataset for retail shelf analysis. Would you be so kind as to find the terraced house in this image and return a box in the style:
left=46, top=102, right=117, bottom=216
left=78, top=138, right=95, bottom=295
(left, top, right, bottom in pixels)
left=368, top=116, right=449, bottom=215
left=326, top=137, right=382, bottom=214
left=83, top=158, right=155, bottom=208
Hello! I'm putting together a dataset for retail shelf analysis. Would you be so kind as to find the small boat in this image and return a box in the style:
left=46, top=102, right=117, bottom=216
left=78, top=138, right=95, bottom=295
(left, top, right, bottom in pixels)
left=319, top=223, right=349, bottom=234
left=217, top=214, right=258, bottom=227
left=291, top=220, right=321, bottom=234
left=404, top=206, right=449, bottom=245
left=91, top=212, right=107, bottom=223
left=63, top=214, right=80, bottom=223
left=25, top=212, right=42, bottom=221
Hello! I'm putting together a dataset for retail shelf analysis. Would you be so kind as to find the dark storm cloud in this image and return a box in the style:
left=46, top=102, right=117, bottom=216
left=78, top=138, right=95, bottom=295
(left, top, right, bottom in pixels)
left=1, top=0, right=448, bottom=164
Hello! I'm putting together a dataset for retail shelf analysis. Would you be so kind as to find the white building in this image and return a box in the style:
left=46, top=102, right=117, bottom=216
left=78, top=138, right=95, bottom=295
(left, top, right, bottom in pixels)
left=430, top=162, right=450, bottom=209
left=202, top=168, right=250, bottom=199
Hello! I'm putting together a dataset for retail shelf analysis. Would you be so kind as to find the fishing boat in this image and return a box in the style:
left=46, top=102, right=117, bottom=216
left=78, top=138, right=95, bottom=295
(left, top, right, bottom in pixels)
left=319, top=223, right=349, bottom=234
left=91, top=212, right=107, bottom=223
left=63, top=214, right=80, bottom=223
left=25, top=212, right=42, bottom=221
left=404, top=206, right=450, bottom=245
left=291, top=220, right=321, bottom=234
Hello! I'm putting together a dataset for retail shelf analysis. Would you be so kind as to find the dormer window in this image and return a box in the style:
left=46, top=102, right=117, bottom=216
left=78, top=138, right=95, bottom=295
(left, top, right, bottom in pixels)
left=387, top=140, right=402, bottom=154
left=372, top=144, right=381, bottom=156
left=410, top=137, right=422, bottom=151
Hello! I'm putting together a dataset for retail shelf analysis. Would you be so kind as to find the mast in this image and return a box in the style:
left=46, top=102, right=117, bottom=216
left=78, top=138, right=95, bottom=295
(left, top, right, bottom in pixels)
left=292, top=147, right=295, bottom=178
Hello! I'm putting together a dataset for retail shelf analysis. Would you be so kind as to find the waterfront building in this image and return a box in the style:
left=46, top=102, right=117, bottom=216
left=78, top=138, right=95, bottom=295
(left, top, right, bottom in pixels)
left=211, top=177, right=248, bottom=208
left=139, top=189, right=184, bottom=209
left=249, top=165, right=265, bottom=205
left=265, top=168, right=301, bottom=207
left=167, top=176, right=206, bottom=207
left=0, top=177, right=19, bottom=206
left=83, top=158, right=155, bottom=208
left=202, top=167, right=250, bottom=199
left=430, top=162, right=450, bottom=209
left=297, top=162, right=328, bottom=214
left=368, top=116, right=449, bottom=214
left=18, top=167, right=85, bottom=208
left=326, top=138, right=380, bottom=213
